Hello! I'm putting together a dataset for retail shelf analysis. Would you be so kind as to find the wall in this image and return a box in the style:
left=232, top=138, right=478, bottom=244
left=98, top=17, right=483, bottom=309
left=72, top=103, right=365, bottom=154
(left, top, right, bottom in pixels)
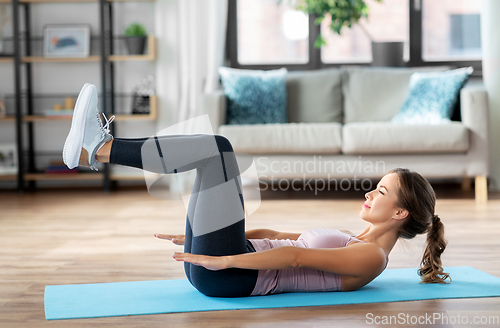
left=481, top=0, right=500, bottom=190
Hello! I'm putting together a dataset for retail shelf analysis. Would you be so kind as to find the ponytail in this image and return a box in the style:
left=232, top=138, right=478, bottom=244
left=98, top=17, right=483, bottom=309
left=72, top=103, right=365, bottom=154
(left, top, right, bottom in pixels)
left=418, top=215, right=451, bottom=284
left=390, top=168, right=452, bottom=284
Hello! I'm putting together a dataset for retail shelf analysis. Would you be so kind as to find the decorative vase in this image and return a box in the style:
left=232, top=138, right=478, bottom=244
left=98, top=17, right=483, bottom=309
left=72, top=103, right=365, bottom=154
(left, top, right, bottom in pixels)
left=371, top=41, right=405, bottom=67
left=124, top=36, right=147, bottom=55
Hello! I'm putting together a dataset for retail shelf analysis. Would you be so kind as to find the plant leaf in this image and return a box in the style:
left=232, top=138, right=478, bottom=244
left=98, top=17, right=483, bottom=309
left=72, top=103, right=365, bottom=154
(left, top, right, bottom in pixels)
left=314, top=15, right=325, bottom=25
left=314, top=34, right=327, bottom=48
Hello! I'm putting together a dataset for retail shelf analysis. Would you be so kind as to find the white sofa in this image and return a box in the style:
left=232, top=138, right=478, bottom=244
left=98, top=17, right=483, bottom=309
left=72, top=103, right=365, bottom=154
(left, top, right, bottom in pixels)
left=203, top=67, right=489, bottom=202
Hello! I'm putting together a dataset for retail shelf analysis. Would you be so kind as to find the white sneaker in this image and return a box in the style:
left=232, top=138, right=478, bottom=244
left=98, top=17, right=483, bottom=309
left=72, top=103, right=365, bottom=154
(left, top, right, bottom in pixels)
left=62, top=83, right=114, bottom=170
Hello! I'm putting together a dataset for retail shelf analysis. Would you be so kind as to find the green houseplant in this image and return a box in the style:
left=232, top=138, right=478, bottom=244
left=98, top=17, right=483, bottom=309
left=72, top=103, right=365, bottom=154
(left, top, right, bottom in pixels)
left=294, top=0, right=381, bottom=48
left=123, top=23, right=147, bottom=55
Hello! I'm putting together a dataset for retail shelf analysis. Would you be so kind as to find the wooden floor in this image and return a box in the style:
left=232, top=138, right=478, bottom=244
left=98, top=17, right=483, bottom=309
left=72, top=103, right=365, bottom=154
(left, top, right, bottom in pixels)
left=1, top=184, right=500, bottom=327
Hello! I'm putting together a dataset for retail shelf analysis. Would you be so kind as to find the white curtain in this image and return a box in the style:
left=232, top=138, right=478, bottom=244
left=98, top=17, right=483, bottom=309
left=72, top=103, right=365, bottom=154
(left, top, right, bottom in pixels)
left=172, top=0, right=229, bottom=194
left=177, top=0, right=228, bottom=125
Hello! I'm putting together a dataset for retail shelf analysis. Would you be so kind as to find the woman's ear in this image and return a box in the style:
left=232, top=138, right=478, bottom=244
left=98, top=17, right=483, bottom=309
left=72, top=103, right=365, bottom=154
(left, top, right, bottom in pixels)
left=394, top=208, right=409, bottom=221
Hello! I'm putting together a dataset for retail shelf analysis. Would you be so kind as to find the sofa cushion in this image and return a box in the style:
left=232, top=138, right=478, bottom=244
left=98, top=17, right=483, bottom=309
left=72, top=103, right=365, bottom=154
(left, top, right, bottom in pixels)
left=218, top=67, right=288, bottom=125
left=392, top=67, right=473, bottom=124
left=342, top=66, right=452, bottom=124
left=219, top=123, right=342, bottom=154
left=342, top=121, right=469, bottom=154
left=286, top=68, right=343, bottom=123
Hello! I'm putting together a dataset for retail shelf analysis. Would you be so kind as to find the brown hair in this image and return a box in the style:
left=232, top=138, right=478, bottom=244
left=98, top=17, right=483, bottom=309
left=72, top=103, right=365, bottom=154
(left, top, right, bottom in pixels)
left=389, top=168, right=451, bottom=284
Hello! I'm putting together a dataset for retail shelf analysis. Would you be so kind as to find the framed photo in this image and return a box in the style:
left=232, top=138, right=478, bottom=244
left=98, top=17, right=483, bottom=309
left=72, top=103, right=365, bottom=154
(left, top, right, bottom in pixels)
left=43, top=24, right=91, bottom=58
left=0, top=143, right=17, bottom=175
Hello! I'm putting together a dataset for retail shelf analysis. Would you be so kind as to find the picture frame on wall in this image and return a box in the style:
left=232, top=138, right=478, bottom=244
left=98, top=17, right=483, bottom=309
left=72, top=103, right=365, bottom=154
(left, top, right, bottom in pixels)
left=43, top=24, right=91, bottom=58
left=0, top=143, right=17, bottom=175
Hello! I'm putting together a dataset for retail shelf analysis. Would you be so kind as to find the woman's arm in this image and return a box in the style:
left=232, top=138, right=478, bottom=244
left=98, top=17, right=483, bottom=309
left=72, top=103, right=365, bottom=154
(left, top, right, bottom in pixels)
left=173, top=246, right=299, bottom=271
left=245, top=229, right=302, bottom=240
left=173, top=243, right=386, bottom=277
left=294, top=243, right=386, bottom=277
left=153, top=229, right=302, bottom=245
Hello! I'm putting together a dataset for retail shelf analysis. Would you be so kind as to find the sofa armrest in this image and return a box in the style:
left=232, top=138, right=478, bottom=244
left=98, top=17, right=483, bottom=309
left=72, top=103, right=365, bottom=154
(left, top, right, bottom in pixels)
left=460, top=81, right=490, bottom=176
left=201, top=90, right=227, bottom=134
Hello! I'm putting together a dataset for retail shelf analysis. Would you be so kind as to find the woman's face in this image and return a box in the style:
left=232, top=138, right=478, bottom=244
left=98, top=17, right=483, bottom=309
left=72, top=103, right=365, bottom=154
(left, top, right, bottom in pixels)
left=360, top=173, right=407, bottom=224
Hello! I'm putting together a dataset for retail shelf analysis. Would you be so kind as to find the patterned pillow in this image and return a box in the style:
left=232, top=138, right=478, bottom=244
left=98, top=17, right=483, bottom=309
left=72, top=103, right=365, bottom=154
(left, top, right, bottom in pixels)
left=218, top=67, right=288, bottom=125
left=391, top=67, right=473, bottom=124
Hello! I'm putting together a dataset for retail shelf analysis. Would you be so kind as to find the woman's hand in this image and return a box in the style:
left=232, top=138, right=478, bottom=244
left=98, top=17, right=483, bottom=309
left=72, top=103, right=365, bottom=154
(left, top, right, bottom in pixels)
left=173, top=252, right=229, bottom=271
left=154, top=233, right=185, bottom=245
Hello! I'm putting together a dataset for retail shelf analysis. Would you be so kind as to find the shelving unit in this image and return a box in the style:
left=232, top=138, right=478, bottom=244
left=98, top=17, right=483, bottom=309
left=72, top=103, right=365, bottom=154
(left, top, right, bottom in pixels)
left=19, top=33, right=155, bottom=63
left=0, top=2, right=16, bottom=186
left=17, top=0, right=154, bottom=2
left=0, top=116, right=16, bottom=122
left=109, top=34, right=155, bottom=61
left=5, top=0, right=157, bottom=192
left=0, top=174, right=17, bottom=181
left=24, top=172, right=104, bottom=181
left=20, top=56, right=101, bottom=63
left=14, top=94, right=157, bottom=122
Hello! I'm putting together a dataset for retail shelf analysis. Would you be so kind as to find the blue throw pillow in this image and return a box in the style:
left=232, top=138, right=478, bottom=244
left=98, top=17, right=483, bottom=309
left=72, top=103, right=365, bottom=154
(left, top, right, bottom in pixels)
left=392, top=67, right=473, bottom=124
left=218, top=67, right=288, bottom=125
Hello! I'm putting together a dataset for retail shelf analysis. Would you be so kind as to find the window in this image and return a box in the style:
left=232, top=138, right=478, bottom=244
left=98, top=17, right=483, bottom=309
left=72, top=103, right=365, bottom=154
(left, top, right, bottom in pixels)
left=236, top=0, right=309, bottom=65
left=422, top=0, right=482, bottom=61
left=227, top=0, right=482, bottom=73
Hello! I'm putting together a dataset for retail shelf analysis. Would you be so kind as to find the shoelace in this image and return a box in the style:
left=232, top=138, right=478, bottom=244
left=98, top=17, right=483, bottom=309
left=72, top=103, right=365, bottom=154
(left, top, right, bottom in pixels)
left=100, top=113, right=115, bottom=135
left=90, top=113, right=116, bottom=171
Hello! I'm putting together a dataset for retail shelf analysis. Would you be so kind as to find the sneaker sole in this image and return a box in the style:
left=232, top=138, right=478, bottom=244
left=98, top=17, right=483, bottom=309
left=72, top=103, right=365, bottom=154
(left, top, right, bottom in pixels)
left=62, top=83, right=96, bottom=169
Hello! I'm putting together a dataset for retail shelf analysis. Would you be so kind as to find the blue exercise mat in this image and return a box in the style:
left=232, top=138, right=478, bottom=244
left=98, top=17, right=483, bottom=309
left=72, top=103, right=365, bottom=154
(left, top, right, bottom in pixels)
left=44, top=266, right=500, bottom=320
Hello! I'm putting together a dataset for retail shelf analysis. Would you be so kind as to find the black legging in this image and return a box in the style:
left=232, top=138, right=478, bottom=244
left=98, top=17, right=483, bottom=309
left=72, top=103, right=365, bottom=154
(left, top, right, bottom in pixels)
left=109, top=134, right=258, bottom=297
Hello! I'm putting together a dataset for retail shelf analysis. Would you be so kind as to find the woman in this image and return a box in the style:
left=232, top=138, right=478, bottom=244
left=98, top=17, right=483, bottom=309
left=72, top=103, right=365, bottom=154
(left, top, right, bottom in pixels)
left=64, top=84, right=451, bottom=298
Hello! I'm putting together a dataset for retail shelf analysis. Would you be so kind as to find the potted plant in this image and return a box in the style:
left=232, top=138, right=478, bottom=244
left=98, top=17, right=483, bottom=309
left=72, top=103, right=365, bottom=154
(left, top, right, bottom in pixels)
left=294, top=0, right=404, bottom=66
left=123, top=23, right=147, bottom=55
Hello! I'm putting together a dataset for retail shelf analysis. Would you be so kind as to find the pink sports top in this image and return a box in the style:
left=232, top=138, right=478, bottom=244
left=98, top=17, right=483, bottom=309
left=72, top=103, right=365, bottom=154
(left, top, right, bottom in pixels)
left=248, top=228, right=388, bottom=296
